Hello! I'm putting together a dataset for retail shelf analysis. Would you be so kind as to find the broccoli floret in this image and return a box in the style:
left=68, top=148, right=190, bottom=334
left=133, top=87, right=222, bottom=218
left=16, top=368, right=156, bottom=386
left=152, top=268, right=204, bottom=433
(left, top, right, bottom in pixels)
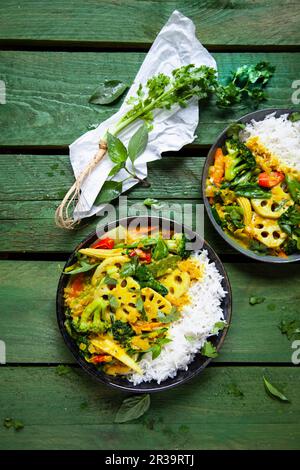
left=224, top=139, right=256, bottom=181
left=72, top=298, right=108, bottom=334
left=111, top=320, right=134, bottom=346
left=165, top=233, right=187, bottom=258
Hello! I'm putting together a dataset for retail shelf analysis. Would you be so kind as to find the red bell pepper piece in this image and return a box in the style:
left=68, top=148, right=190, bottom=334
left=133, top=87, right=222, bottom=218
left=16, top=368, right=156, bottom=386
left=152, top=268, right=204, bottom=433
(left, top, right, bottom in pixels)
left=91, top=354, right=110, bottom=364
left=258, top=171, right=284, bottom=188
left=92, top=237, right=115, bottom=249
left=129, top=248, right=152, bottom=264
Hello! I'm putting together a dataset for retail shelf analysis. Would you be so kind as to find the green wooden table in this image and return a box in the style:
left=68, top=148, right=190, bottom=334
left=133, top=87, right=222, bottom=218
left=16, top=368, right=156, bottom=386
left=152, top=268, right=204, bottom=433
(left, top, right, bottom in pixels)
left=0, top=1, right=300, bottom=450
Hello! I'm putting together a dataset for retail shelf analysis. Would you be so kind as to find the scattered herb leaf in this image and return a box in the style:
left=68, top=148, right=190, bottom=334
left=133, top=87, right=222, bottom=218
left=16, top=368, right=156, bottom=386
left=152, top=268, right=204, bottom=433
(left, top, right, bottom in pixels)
left=114, top=394, right=151, bottom=423
left=143, top=198, right=164, bottom=210
left=3, top=418, right=24, bottom=431
left=80, top=401, right=88, bottom=410
left=56, top=365, right=71, bottom=376
left=227, top=383, right=244, bottom=398
left=89, top=80, right=128, bottom=105
left=278, top=319, right=300, bottom=341
left=249, top=296, right=266, bottom=306
left=263, top=376, right=289, bottom=402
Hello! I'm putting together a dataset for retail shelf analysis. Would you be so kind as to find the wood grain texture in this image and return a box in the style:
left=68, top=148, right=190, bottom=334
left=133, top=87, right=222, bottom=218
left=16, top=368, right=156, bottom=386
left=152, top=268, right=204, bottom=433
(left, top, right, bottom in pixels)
left=0, top=261, right=298, bottom=363
left=0, top=1, right=299, bottom=46
left=0, top=154, right=204, bottom=201
left=0, top=366, right=299, bottom=450
left=0, top=199, right=231, bottom=254
left=0, top=52, right=299, bottom=146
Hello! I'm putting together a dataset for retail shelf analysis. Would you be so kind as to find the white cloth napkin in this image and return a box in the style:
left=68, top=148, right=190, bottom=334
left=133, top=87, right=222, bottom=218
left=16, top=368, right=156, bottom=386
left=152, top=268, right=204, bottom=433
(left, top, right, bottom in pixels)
left=69, top=10, right=216, bottom=220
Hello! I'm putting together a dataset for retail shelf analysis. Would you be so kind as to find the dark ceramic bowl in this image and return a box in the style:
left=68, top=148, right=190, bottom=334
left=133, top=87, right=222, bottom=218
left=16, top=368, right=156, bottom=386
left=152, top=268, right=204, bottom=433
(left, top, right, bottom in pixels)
left=202, top=108, right=300, bottom=263
left=56, top=216, right=232, bottom=393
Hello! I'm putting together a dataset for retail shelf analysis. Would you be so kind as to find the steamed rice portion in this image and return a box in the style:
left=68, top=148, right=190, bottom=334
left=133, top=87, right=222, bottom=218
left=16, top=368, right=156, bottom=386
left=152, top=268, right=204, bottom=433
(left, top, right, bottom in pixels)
left=129, top=250, right=226, bottom=385
left=242, top=113, right=300, bottom=172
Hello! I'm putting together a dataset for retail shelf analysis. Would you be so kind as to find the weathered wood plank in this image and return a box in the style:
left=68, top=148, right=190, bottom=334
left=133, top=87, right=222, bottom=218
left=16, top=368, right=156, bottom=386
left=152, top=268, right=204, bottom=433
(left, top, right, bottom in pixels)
left=0, top=52, right=298, bottom=146
left=0, top=154, right=204, bottom=201
left=0, top=366, right=299, bottom=450
left=0, top=1, right=299, bottom=46
left=0, top=261, right=298, bottom=363
left=0, top=199, right=231, bottom=254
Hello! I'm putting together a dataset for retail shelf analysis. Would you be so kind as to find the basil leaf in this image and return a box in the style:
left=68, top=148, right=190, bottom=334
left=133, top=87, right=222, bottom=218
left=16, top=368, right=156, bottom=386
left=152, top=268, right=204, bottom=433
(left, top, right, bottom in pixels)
left=152, top=238, right=169, bottom=261
left=128, top=123, right=148, bottom=163
left=108, top=162, right=125, bottom=178
left=151, top=343, right=161, bottom=359
left=201, top=341, right=218, bottom=358
left=263, top=376, right=289, bottom=402
left=94, top=180, right=123, bottom=205
left=286, top=175, right=300, bottom=204
left=148, top=255, right=180, bottom=278
left=114, top=394, right=151, bottom=423
left=289, top=112, right=300, bottom=123
left=249, top=296, right=265, bottom=306
left=64, top=261, right=99, bottom=275
left=107, top=132, right=128, bottom=164
left=89, top=80, right=128, bottom=105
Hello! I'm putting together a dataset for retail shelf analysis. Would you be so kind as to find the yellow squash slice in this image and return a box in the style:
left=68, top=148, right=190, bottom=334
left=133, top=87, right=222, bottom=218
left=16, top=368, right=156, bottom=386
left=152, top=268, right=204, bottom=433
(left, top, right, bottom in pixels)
left=249, top=214, right=287, bottom=248
left=141, top=287, right=172, bottom=320
left=90, top=336, right=142, bottom=374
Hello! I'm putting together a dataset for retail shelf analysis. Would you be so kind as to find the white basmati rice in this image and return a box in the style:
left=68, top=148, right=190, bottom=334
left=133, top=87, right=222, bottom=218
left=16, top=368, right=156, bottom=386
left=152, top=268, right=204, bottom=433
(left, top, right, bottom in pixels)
left=242, top=112, right=300, bottom=171
left=129, top=250, right=226, bottom=385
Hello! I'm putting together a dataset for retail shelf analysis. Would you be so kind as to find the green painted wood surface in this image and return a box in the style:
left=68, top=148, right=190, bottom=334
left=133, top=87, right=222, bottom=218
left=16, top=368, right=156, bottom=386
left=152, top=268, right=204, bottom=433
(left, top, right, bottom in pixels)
left=0, top=199, right=232, bottom=254
left=0, top=52, right=299, bottom=146
left=0, top=1, right=299, bottom=46
left=0, top=154, right=204, bottom=201
left=0, top=261, right=298, bottom=363
left=0, top=366, right=299, bottom=450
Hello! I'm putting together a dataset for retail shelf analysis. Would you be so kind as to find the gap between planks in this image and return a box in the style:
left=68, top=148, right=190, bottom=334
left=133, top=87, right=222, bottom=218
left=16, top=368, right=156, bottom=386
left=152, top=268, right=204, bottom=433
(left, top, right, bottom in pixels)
left=0, top=40, right=299, bottom=53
